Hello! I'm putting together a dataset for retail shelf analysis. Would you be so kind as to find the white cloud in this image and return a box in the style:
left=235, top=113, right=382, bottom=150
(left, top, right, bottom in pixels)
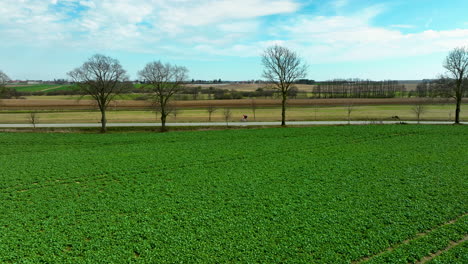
left=79, top=0, right=95, bottom=8
left=0, top=0, right=299, bottom=52
left=161, top=0, right=299, bottom=27
left=278, top=10, right=468, bottom=64
left=0, top=0, right=467, bottom=66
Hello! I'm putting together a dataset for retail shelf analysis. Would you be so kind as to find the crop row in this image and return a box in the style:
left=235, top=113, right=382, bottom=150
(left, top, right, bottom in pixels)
left=362, top=214, right=467, bottom=263
left=0, top=125, right=466, bottom=262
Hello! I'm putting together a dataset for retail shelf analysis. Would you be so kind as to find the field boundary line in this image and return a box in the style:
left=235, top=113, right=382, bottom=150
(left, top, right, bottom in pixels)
left=416, top=236, right=468, bottom=263
left=40, top=85, right=66, bottom=92
left=353, top=213, right=468, bottom=263
left=0, top=121, right=466, bottom=128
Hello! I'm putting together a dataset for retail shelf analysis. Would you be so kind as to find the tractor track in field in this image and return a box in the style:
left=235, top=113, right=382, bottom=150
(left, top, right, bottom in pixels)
left=416, top=235, right=468, bottom=263
left=353, top=213, right=468, bottom=264
left=0, top=131, right=420, bottom=195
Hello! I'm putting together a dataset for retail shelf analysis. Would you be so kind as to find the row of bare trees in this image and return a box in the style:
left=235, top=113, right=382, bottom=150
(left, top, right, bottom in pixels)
left=262, top=45, right=467, bottom=125
left=416, top=78, right=468, bottom=99
left=413, top=47, right=468, bottom=123
left=313, top=79, right=406, bottom=98
left=66, top=45, right=303, bottom=132
left=2, top=46, right=466, bottom=131
left=67, top=55, right=187, bottom=133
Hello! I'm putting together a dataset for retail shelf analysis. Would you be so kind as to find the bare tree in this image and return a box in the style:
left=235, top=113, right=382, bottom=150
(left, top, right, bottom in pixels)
left=346, top=104, right=354, bottom=125
left=251, top=99, right=257, bottom=120
left=411, top=102, right=426, bottom=124
left=0, top=70, right=11, bottom=99
left=68, top=54, right=129, bottom=133
left=170, top=103, right=179, bottom=120
left=443, top=46, right=468, bottom=124
left=0, top=70, right=9, bottom=87
left=223, top=108, right=232, bottom=127
left=29, top=112, right=38, bottom=129
left=262, top=45, right=307, bottom=126
left=312, top=104, right=319, bottom=121
left=139, top=61, right=188, bottom=132
left=207, top=104, right=217, bottom=122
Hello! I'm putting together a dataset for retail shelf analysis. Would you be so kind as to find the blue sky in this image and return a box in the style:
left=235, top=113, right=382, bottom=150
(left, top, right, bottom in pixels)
left=0, top=0, right=467, bottom=81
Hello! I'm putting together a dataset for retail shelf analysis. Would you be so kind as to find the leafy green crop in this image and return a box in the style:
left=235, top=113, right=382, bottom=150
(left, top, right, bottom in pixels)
left=8, top=84, right=79, bottom=93
left=0, top=125, right=466, bottom=263
left=426, top=241, right=468, bottom=264
left=10, top=84, right=64, bottom=92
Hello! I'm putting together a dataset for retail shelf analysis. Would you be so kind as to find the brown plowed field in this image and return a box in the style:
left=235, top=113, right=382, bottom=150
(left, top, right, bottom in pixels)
left=0, top=98, right=463, bottom=110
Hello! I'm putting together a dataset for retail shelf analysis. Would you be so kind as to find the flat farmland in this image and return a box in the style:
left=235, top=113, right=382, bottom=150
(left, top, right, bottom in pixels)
left=5, top=84, right=75, bottom=92
left=0, top=104, right=466, bottom=124
left=0, top=126, right=466, bottom=263
left=1, top=98, right=466, bottom=124
left=2, top=97, right=463, bottom=110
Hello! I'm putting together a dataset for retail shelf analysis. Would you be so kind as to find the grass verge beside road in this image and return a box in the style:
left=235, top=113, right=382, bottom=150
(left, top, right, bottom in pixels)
left=0, top=104, right=466, bottom=124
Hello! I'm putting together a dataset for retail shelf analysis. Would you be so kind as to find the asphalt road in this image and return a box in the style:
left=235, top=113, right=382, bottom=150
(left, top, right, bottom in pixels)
left=0, top=121, right=464, bottom=128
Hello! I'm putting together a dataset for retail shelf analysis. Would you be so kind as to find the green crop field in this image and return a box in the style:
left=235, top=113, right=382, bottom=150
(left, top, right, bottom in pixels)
left=8, top=84, right=78, bottom=92
left=0, top=125, right=466, bottom=263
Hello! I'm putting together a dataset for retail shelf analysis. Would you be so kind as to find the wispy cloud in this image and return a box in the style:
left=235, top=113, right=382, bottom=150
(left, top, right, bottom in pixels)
left=0, top=0, right=300, bottom=51
left=0, top=0, right=467, bottom=68
left=276, top=8, right=468, bottom=63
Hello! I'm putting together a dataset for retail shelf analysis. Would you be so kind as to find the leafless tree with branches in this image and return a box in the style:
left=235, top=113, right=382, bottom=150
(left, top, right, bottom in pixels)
left=262, top=45, right=307, bottom=126
left=0, top=70, right=11, bottom=99
left=443, top=46, right=468, bottom=124
left=312, top=104, right=319, bottom=121
left=223, top=108, right=232, bottom=127
left=251, top=99, right=257, bottom=121
left=29, top=112, right=38, bottom=129
left=207, top=104, right=216, bottom=122
left=346, top=104, right=354, bottom=125
left=68, top=54, right=129, bottom=133
left=139, top=61, right=188, bottom=132
left=411, top=101, right=426, bottom=124
left=0, top=70, right=9, bottom=87
left=170, top=103, right=179, bottom=120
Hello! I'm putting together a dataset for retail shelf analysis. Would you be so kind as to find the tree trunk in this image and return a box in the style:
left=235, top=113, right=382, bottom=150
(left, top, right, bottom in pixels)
left=100, top=109, right=107, bottom=133
left=455, top=95, right=461, bottom=124
left=160, top=113, right=167, bottom=132
left=281, top=92, right=287, bottom=126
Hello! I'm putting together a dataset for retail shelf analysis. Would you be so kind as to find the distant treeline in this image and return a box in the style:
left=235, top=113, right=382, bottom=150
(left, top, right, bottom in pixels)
left=3, top=78, right=465, bottom=100
left=414, top=79, right=468, bottom=98
left=313, top=79, right=406, bottom=98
